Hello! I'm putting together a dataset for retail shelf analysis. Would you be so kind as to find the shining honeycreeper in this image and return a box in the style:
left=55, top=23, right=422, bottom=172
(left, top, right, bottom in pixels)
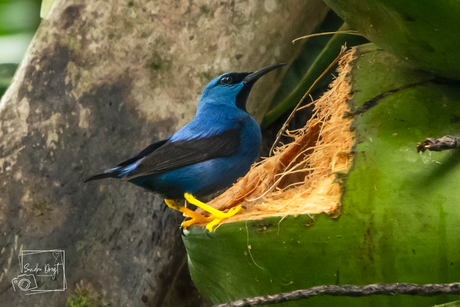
left=85, top=64, right=284, bottom=231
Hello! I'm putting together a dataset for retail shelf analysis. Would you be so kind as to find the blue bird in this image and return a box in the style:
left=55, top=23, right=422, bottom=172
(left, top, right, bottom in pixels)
left=85, top=64, right=284, bottom=231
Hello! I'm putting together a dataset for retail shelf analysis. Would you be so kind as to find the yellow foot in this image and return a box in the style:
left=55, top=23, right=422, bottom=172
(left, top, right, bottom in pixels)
left=181, top=215, right=213, bottom=230
left=164, top=199, right=211, bottom=230
left=184, top=193, right=244, bottom=232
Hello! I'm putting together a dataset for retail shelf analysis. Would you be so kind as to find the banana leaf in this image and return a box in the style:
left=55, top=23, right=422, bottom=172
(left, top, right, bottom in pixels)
left=183, top=43, right=460, bottom=306
left=322, top=0, right=460, bottom=81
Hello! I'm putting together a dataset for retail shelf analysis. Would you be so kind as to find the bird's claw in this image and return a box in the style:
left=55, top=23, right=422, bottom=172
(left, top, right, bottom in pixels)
left=181, top=214, right=213, bottom=230
left=184, top=193, right=245, bottom=232
left=165, top=198, right=213, bottom=231
left=181, top=205, right=244, bottom=233
left=205, top=205, right=243, bottom=232
left=167, top=196, right=245, bottom=233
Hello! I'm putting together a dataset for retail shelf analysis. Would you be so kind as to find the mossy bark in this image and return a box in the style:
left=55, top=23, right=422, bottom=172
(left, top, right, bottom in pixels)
left=0, top=0, right=330, bottom=306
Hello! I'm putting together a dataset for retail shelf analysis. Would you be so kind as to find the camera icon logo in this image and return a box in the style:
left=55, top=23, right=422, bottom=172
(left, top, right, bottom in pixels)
left=11, top=274, right=38, bottom=292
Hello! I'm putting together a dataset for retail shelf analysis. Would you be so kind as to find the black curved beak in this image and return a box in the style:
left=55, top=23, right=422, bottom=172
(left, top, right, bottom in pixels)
left=243, top=63, right=285, bottom=83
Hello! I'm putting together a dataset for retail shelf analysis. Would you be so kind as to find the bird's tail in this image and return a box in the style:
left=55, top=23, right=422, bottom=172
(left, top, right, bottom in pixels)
left=84, top=158, right=142, bottom=183
left=84, top=169, right=121, bottom=183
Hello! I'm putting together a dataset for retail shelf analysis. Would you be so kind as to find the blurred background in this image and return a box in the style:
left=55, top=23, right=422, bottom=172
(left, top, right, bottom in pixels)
left=0, top=0, right=41, bottom=98
left=0, top=0, right=368, bottom=155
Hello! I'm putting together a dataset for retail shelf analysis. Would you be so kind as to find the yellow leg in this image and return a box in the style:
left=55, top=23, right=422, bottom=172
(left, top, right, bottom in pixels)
left=184, top=193, right=243, bottom=232
left=164, top=198, right=180, bottom=209
left=164, top=199, right=211, bottom=230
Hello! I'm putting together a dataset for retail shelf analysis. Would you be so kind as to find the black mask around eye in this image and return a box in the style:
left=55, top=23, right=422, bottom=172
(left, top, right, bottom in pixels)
left=219, top=76, right=232, bottom=85
left=217, top=73, right=249, bottom=86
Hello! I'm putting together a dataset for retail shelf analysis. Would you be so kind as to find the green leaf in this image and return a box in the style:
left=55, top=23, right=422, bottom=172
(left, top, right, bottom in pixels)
left=433, top=301, right=460, bottom=307
left=0, top=1, right=41, bottom=35
left=184, top=44, right=460, bottom=306
left=322, top=0, right=460, bottom=80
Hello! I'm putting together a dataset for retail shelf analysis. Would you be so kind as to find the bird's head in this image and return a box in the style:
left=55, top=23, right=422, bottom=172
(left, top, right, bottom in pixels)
left=197, top=64, right=285, bottom=113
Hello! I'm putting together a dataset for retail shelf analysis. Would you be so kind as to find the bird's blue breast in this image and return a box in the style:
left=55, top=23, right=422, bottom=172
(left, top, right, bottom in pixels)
left=129, top=105, right=261, bottom=199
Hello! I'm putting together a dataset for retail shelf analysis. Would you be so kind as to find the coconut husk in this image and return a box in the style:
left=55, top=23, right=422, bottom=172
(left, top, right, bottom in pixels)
left=197, top=47, right=356, bottom=223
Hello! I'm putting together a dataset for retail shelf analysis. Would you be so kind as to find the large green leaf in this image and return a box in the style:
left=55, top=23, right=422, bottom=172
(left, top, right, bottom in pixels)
left=322, top=0, right=460, bottom=80
left=183, top=44, right=460, bottom=306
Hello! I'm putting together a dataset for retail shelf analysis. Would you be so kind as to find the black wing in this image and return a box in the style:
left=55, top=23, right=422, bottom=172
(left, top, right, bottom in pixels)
left=125, top=127, right=241, bottom=179
left=116, top=138, right=170, bottom=167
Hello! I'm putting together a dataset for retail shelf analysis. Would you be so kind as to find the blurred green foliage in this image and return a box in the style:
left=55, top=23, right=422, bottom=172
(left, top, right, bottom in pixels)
left=0, top=0, right=41, bottom=98
left=262, top=10, right=368, bottom=128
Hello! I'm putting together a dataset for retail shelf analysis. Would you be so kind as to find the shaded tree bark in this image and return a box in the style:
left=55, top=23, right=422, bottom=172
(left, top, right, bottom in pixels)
left=0, top=0, right=329, bottom=306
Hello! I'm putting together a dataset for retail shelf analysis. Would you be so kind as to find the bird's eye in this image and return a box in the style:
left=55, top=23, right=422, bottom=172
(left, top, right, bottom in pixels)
left=220, top=76, right=232, bottom=85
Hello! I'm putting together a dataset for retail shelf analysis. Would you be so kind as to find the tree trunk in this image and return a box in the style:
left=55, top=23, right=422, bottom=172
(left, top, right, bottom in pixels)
left=0, top=0, right=329, bottom=306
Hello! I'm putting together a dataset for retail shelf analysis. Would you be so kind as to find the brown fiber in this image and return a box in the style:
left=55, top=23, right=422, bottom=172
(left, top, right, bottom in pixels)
left=198, top=47, right=357, bottom=223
